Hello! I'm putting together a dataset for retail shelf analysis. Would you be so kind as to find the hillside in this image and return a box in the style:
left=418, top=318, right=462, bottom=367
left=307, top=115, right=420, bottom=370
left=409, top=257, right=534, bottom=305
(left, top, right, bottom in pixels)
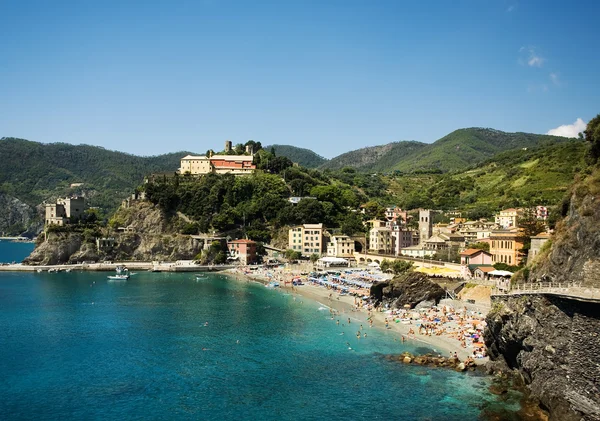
left=320, top=141, right=426, bottom=171
left=321, top=128, right=572, bottom=173
left=385, top=139, right=587, bottom=215
left=0, top=137, right=190, bottom=227
left=266, top=144, right=328, bottom=168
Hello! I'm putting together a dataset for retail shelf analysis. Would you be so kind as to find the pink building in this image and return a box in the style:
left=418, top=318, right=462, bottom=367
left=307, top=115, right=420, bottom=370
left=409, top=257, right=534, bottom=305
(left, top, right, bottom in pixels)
left=460, top=249, right=493, bottom=265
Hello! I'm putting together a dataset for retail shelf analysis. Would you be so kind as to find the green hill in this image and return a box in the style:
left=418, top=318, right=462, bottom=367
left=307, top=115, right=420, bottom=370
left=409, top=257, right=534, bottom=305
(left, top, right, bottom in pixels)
left=321, top=128, right=572, bottom=173
left=320, top=141, right=427, bottom=172
left=385, top=138, right=587, bottom=215
left=0, top=137, right=189, bottom=213
left=266, top=144, right=328, bottom=168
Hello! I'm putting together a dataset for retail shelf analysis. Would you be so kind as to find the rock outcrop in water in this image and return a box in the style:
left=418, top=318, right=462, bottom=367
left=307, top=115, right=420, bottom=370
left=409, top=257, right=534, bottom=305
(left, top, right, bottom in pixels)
left=370, top=271, right=446, bottom=309
left=24, top=201, right=202, bottom=265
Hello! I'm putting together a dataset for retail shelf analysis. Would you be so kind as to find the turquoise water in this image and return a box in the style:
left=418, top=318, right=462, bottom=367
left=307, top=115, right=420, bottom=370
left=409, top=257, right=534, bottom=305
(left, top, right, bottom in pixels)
left=0, top=269, right=521, bottom=419
left=0, top=240, right=35, bottom=263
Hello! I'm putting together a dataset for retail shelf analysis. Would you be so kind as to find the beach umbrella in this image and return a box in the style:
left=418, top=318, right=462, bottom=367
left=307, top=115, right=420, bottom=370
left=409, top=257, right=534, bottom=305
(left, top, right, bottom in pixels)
left=403, top=304, right=411, bottom=308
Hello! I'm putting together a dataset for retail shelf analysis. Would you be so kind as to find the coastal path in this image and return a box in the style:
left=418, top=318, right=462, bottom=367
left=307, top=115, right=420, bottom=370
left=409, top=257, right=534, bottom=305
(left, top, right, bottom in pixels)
left=491, top=281, right=600, bottom=303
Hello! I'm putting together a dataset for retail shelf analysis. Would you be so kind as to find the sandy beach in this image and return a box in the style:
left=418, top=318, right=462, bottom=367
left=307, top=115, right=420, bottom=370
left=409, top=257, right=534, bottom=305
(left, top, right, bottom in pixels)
left=225, top=265, right=489, bottom=364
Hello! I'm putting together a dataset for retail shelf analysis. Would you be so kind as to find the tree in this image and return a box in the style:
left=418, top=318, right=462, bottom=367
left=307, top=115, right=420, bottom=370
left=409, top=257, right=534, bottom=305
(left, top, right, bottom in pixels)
left=584, top=113, right=600, bottom=163
left=309, top=253, right=319, bottom=264
left=470, top=241, right=490, bottom=252
left=380, top=259, right=392, bottom=272
left=392, top=260, right=413, bottom=275
left=341, top=212, right=365, bottom=236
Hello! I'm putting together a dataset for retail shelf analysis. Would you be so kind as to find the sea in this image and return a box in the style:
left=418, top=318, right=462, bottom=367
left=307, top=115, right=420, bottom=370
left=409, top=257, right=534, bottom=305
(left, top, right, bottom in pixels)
left=0, top=242, right=523, bottom=420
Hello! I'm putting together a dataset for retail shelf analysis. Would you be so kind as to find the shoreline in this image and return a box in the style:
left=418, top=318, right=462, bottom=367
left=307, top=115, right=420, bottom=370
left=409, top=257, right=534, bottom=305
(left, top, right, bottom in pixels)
left=0, top=261, right=236, bottom=272
left=223, top=267, right=488, bottom=365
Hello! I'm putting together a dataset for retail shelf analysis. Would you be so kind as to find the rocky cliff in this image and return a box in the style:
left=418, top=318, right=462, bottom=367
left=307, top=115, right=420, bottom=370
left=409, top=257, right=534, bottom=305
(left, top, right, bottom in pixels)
left=0, top=193, right=38, bottom=236
left=24, top=201, right=202, bottom=265
left=484, top=167, right=600, bottom=421
left=485, top=295, right=600, bottom=421
left=370, top=272, right=446, bottom=308
left=529, top=169, right=600, bottom=287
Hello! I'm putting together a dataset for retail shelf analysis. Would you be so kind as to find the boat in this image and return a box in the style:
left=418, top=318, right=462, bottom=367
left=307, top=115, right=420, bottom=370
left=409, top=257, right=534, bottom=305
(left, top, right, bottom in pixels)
left=266, top=281, right=280, bottom=288
left=108, top=266, right=129, bottom=281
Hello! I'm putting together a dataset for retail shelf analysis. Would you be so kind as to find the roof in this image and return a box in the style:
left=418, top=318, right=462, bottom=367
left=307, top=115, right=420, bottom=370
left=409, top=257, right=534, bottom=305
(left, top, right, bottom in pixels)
left=461, top=248, right=487, bottom=256
left=304, top=223, right=323, bottom=229
left=228, top=239, right=256, bottom=244
left=209, top=155, right=254, bottom=161
left=469, top=264, right=496, bottom=273
left=319, top=257, right=348, bottom=263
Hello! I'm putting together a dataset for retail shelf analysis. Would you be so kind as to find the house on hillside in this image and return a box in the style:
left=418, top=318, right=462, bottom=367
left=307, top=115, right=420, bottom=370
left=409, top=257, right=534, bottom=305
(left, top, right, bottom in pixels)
left=369, top=226, right=394, bottom=254
left=495, top=208, right=523, bottom=229
left=179, top=141, right=256, bottom=176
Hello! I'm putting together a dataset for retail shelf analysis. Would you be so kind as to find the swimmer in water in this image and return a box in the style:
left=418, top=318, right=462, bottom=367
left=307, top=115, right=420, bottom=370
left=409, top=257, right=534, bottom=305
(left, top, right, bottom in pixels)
left=336, top=320, right=340, bottom=325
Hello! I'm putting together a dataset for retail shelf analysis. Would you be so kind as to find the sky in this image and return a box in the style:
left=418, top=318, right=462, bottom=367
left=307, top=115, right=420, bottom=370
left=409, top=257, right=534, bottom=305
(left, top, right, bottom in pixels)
left=1, top=0, right=599, bottom=158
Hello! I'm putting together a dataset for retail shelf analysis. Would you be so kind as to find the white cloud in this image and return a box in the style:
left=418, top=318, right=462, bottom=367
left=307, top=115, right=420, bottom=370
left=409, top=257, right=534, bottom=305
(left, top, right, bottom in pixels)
left=519, top=46, right=545, bottom=67
left=549, top=72, right=560, bottom=86
left=547, top=118, right=587, bottom=138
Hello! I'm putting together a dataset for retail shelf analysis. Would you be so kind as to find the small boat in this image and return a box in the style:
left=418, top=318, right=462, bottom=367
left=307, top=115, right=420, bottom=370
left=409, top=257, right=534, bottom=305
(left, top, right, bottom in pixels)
left=108, top=266, right=129, bottom=281
left=195, top=274, right=206, bottom=281
left=266, top=281, right=280, bottom=288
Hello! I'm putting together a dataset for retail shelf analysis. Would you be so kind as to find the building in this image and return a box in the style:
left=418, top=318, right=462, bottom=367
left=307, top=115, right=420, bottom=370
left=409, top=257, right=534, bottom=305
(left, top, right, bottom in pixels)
left=399, top=245, right=436, bottom=258
left=288, top=223, right=324, bottom=256
left=227, top=239, right=258, bottom=265
left=369, top=226, right=394, bottom=254
left=45, top=196, right=85, bottom=226
left=528, top=232, right=550, bottom=264
left=460, top=248, right=493, bottom=266
left=180, top=154, right=256, bottom=176
left=288, top=196, right=316, bottom=204
left=392, top=227, right=415, bottom=256
left=385, top=207, right=407, bottom=228
left=495, top=208, right=522, bottom=229
left=489, top=229, right=524, bottom=266
left=326, top=235, right=355, bottom=259
left=418, top=209, right=435, bottom=245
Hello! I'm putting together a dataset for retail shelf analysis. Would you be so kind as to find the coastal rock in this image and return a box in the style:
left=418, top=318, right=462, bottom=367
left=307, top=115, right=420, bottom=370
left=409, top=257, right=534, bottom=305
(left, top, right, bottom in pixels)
left=23, top=201, right=203, bottom=265
left=370, top=272, right=445, bottom=309
left=485, top=295, right=600, bottom=421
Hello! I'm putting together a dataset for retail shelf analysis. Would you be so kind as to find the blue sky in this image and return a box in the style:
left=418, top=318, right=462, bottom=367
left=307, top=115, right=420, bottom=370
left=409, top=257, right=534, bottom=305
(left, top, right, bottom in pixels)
left=1, top=0, right=599, bottom=158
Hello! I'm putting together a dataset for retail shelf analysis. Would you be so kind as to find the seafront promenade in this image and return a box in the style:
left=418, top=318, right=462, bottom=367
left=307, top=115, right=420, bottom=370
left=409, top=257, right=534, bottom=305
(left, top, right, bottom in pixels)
left=0, top=261, right=236, bottom=273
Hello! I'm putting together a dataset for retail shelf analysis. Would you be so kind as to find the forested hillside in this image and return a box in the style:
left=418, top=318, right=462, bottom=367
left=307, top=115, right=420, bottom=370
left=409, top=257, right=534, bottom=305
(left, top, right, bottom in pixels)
left=266, top=144, right=328, bottom=168
left=0, top=137, right=189, bottom=213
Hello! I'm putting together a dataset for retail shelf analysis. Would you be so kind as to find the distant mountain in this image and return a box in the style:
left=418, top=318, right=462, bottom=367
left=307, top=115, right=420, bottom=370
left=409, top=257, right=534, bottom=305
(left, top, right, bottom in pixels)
left=0, top=137, right=189, bottom=213
left=321, top=128, right=573, bottom=173
left=266, top=144, right=328, bottom=168
left=320, top=141, right=426, bottom=172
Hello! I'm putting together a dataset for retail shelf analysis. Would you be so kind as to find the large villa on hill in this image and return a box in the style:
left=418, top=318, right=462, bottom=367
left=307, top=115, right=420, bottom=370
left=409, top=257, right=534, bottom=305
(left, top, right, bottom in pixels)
left=179, top=140, right=256, bottom=176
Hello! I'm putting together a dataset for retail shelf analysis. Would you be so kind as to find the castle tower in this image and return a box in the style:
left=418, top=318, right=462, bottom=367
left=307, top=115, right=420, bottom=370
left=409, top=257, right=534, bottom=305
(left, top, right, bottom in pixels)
left=419, top=209, right=435, bottom=245
left=225, top=140, right=232, bottom=152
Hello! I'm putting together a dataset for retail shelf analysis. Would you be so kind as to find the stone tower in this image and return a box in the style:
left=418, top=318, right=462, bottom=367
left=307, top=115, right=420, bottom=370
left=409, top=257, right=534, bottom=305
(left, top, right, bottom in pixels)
left=419, top=209, right=435, bottom=245
left=225, top=140, right=232, bottom=152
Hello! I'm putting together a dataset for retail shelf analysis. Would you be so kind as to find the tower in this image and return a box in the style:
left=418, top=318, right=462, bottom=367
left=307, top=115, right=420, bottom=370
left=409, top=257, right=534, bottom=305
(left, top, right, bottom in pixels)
left=419, top=209, right=434, bottom=245
left=225, top=140, right=232, bottom=152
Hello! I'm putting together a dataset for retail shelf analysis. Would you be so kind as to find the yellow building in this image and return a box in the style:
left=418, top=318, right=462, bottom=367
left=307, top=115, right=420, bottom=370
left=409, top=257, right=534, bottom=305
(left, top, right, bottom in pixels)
left=326, top=235, right=355, bottom=258
left=489, top=229, right=524, bottom=266
left=179, top=154, right=256, bottom=176
left=288, top=223, right=324, bottom=256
